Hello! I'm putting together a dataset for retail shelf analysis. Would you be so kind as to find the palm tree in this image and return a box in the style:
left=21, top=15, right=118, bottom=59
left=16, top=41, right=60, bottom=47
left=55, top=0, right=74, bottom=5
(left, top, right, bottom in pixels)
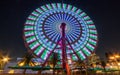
left=17, top=52, right=35, bottom=74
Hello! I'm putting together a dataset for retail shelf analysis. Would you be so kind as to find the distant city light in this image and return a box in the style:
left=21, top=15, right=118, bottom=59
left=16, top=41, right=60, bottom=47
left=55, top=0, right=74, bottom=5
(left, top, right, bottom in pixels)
left=115, top=55, right=120, bottom=58
left=109, top=56, right=114, bottom=59
left=118, top=63, right=120, bottom=66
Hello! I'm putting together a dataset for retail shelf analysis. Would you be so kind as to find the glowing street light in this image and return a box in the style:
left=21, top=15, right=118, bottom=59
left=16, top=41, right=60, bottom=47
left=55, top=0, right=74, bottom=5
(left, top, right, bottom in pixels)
left=3, top=58, right=9, bottom=62
left=2, top=56, right=10, bottom=63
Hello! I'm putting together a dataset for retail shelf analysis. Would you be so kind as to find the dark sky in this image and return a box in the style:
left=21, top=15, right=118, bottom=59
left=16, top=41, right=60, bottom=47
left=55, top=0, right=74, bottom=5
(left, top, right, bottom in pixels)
left=0, top=0, right=120, bottom=60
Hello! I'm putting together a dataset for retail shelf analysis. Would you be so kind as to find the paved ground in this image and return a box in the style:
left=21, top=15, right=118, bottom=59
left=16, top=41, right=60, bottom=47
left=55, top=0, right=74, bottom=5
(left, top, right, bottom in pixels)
left=0, top=71, right=120, bottom=75
left=0, top=73, right=120, bottom=75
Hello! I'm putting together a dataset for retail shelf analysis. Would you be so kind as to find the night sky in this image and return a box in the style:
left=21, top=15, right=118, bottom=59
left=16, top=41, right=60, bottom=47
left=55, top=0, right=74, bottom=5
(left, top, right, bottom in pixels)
left=0, top=0, right=120, bottom=60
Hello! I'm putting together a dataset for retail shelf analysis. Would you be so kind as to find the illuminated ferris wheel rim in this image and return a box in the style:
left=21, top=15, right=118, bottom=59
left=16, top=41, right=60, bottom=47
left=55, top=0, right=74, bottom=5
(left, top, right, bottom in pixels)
left=24, top=3, right=98, bottom=61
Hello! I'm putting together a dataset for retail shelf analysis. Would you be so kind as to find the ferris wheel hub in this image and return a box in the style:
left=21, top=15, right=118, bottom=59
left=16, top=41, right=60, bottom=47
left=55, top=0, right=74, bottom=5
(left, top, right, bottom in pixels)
left=60, top=23, right=66, bottom=28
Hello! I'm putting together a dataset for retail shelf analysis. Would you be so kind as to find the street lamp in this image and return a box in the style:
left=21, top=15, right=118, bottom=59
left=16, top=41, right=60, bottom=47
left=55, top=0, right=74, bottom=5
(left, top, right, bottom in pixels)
left=3, top=57, right=9, bottom=62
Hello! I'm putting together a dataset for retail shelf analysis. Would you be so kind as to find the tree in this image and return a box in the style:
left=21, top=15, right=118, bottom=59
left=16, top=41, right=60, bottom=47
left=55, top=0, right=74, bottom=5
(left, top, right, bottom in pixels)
left=17, top=52, right=35, bottom=74
left=101, top=60, right=106, bottom=71
left=87, top=53, right=101, bottom=68
left=50, top=52, right=58, bottom=75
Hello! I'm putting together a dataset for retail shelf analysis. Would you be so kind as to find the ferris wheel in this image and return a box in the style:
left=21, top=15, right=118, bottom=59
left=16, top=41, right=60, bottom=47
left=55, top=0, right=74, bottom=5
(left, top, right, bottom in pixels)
left=23, top=3, right=98, bottom=66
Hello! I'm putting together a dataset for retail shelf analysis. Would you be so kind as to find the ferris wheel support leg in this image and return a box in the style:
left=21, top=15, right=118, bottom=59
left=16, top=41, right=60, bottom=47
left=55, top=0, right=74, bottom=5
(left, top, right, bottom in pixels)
left=42, top=40, right=61, bottom=66
left=66, top=39, right=81, bottom=61
left=60, top=23, right=67, bottom=70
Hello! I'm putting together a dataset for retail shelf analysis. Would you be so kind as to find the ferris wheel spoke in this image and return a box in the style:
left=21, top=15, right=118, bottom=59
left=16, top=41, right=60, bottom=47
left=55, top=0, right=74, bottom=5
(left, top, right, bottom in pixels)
left=67, top=34, right=74, bottom=43
left=63, top=13, right=68, bottom=21
left=61, top=13, right=64, bottom=20
left=70, top=33, right=78, bottom=40
left=50, top=15, right=57, bottom=22
left=49, top=32, right=58, bottom=41
left=67, top=14, right=72, bottom=21
left=44, top=29, right=53, bottom=32
left=51, top=33, right=59, bottom=42
left=52, top=14, right=59, bottom=21
left=45, top=32, right=55, bottom=38
left=58, top=13, right=62, bottom=20
left=73, top=28, right=80, bottom=33
left=54, top=13, right=60, bottom=20
left=65, top=14, right=70, bottom=21
left=54, top=33, right=61, bottom=42
left=47, top=17, right=55, bottom=23
left=69, top=33, right=76, bottom=41
left=66, top=35, right=72, bottom=43
left=45, top=20, right=54, bottom=24
left=69, top=17, right=76, bottom=23
left=44, top=27, right=54, bottom=32
left=44, top=21, right=52, bottom=25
